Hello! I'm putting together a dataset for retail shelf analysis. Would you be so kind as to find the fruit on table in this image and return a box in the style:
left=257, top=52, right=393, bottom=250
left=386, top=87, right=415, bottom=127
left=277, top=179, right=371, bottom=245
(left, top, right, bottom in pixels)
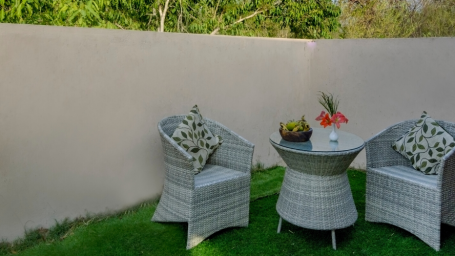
left=280, top=116, right=311, bottom=132
left=286, top=121, right=298, bottom=131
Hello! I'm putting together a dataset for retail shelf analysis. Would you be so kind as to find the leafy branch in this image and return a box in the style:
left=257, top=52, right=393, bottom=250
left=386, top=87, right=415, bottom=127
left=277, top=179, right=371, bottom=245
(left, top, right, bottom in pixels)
left=158, top=0, right=172, bottom=32
left=211, top=9, right=264, bottom=35
left=318, top=92, right=339, bottom=116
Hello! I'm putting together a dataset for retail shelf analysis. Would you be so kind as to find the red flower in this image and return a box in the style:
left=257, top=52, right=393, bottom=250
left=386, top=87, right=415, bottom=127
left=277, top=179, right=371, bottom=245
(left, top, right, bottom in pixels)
left=336, top=112, right=348, bottom=124
left=330, top=112, right=348, bottom=129
left=315, top=111, right=326, bottom=121
left=320, top=113, right=332, bottom=128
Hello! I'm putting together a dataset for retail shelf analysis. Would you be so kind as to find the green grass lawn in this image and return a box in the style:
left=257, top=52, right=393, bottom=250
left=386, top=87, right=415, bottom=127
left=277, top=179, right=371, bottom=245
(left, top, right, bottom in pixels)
left=2, top=167, right=455, bottom=255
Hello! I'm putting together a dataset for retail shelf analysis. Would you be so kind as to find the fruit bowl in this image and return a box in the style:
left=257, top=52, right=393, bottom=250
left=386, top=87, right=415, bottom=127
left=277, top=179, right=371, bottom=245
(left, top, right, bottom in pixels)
left=279, top=128, right=313, bottom=142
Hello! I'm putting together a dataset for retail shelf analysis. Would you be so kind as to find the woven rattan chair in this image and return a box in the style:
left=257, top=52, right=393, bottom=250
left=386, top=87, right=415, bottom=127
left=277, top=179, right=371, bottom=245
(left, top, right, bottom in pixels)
left=152, top=115, right=254, bottom=249
left=365, top=120, right=455, bottom=251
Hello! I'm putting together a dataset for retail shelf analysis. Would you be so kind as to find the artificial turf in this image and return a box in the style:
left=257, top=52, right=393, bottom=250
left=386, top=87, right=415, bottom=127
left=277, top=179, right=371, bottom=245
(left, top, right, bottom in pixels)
left=2, top=167, right=455, bottom=255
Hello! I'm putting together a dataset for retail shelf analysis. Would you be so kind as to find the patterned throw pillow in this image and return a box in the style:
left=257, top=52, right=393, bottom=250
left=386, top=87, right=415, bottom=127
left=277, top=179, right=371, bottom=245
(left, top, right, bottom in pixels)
left=171, top=105, right=223, bottom=174
left=392, top=111, right=455, bottom=175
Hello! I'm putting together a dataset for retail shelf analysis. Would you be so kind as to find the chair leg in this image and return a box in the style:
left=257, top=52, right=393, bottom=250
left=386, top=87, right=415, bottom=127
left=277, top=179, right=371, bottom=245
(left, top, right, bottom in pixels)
left=152, top=195, right=188, bottom=223
left=185, top=174, right=250, bottom=249
left=151, top=181, right=191, bottom=223
left=365, top=170, right=441, bottom=251
left=277, top=217, right=282, bottom=233
left=186, top=222, right=205, bottom=250
left=186, top=215, right=249, bottom=250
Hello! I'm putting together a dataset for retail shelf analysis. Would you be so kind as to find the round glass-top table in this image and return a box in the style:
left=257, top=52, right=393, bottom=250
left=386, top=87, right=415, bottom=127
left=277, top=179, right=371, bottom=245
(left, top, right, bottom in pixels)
left=270, top=128, right=364, bottom=152
left=270, top=128, right=364, bottom=250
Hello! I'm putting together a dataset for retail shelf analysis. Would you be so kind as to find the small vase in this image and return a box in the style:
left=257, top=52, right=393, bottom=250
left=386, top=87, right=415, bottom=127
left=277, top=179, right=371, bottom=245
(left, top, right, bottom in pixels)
left=329, top=141, right=339, bottom=151
left=329, top=124, right=338, bottom=141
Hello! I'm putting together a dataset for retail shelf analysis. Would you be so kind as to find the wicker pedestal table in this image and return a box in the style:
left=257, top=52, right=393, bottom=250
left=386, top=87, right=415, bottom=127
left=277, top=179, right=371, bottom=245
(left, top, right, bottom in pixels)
left=270, top=128, right=364, bottom=250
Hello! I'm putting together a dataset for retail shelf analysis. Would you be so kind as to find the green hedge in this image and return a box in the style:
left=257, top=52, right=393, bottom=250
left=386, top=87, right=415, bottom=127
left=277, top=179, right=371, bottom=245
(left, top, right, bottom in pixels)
left=0, top=0, right=342, bottom=39
left=0, top=0, right=152, bottom=30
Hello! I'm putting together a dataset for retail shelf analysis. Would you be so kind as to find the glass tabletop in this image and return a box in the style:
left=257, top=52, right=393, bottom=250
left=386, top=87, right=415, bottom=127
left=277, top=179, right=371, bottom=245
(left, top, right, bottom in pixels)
left=269, top=128, right=364, bottom=152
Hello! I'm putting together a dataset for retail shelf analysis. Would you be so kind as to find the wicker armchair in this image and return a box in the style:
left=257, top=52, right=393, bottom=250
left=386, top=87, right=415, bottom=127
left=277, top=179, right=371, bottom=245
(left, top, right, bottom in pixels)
left=365, top=120, right=455, bottom=251
left=152, top=115, right=254, bottom=249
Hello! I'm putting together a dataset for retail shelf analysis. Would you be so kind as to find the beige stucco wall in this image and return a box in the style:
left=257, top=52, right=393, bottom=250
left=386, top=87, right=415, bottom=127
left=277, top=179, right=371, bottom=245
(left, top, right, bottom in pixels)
left=303, top=38, right=455, bottom=168
left=1, top=23, right=455, bottom=242
left=0, top=23, right=308, bottom=241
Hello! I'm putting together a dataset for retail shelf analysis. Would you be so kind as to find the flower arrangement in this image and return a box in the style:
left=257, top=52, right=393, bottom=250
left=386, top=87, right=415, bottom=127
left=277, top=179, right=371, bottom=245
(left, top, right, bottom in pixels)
left=315, top=92, right=348, bottom=129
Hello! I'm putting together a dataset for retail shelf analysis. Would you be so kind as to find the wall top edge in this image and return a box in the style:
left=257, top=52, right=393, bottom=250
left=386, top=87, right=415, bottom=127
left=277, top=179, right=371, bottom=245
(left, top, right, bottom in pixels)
left=314, top=36, right=455, bottom=42
left=3, top=23, right=453, bottom=45
left=0, top=23, right=313, bottom=43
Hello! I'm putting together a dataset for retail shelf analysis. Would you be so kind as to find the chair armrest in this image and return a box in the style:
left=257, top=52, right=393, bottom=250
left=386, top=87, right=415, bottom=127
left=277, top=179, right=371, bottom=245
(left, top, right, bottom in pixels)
left=365, top=120, right=416, bottom=169
left=158, top=124, right=196, bottom=189
left=439, top=147, right=455, bottom=225
left=205, top=119, right=255, bottom=174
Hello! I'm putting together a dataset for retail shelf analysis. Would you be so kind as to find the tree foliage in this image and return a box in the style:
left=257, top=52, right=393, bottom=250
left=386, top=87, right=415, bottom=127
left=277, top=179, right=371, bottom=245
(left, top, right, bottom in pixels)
left=415, top=0, right=455, bottom=37
left=151, top=0, right=341, bottom=38
left=0, top=0, right=341, bottom=39
left=336, top=0, right=455, bottom=38
left=0, top=0, right=152, bottom=30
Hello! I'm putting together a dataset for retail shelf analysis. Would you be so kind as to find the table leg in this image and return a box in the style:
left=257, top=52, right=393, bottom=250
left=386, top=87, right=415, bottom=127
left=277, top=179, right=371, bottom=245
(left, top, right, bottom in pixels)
left=331, top=230, right=336, bottom=250
left=277, top=217, right=282, bottom=233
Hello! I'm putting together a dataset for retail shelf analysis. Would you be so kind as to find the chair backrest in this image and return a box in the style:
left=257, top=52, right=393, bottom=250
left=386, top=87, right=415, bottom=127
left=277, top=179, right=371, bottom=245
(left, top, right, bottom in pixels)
left=388, top=119, right=455, bottom=140
left=158, top=115, right=223, bottom=139
left=159, top=115, right=253, bottom=160
left=367, top=119, right=455, bottom=170
left=437, top=120, right=455, bottom=138
left=158, top=115, right=186, bottom=137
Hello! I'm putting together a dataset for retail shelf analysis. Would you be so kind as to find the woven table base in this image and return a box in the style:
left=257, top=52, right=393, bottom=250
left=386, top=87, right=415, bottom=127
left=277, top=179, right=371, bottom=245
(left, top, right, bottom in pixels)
left=270, top=134, right=363, bottom=250
left=276, top=168, right=358, bottom=250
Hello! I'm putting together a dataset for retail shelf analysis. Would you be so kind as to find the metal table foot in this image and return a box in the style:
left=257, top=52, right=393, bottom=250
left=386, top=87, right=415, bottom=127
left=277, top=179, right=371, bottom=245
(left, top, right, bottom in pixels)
left=277, top=217, right=282, bottom=233
left=332, top=230, right=336, bottom=250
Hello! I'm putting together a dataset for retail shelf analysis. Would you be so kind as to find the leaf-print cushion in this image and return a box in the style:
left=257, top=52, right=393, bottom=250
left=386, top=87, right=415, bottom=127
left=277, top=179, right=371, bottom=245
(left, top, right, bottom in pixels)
left=171, top=105, right=223, bottom=174
left=392, top=111, right=455, bottom=175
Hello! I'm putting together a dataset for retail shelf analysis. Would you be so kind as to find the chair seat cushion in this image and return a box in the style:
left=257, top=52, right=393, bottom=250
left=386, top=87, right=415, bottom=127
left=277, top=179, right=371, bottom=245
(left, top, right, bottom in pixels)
left=370, top=165, right=438, bottom=189
left=195, top=164, right=247, bottom=188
